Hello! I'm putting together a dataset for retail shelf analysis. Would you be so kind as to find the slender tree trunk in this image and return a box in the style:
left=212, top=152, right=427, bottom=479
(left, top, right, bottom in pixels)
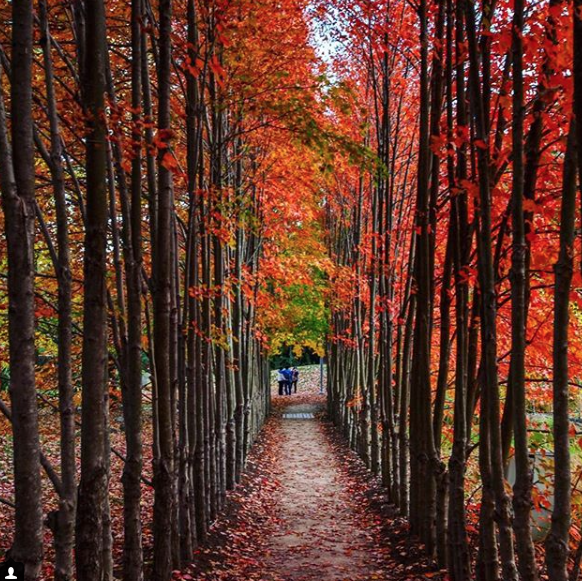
left=368, top=183, right=379, bottom=474
left=446, top=0, right=471, bottom=574
left=119, top=1, right=144, bottom=578
left=409, top=0, right=437, bottom=553
left=510, top=0, right=538, bottom=575
left=546, top=123, right=577, bottom=581
left=477, top=375, right=500, bottom=581
left=233, top=154, right=246, bottom=483
left=465, top=0, right=517, bottom=575
left=0, top=2, right=43, bottom=578
left=75, top=1, right=110, bottom=579
left=433, top=235, right=452, bottom=452
left=399, top=293, right=415, bottom=517
left=434, top=230, right=452, bottom=570
left=152, top=0, right=176, bottom=577
left=101, top=408, right=113, bottom=581
left=38, top=3, right=76, bottom=578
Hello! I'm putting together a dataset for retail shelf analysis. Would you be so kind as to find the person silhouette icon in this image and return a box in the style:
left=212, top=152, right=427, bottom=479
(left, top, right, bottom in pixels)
left=0, top=558, right=23, bottom=580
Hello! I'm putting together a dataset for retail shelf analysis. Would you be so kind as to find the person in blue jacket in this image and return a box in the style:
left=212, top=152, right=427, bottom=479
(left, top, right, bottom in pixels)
left=282, top=367, right=293, bottom=395
left=276, top=369, right=286, bottom=396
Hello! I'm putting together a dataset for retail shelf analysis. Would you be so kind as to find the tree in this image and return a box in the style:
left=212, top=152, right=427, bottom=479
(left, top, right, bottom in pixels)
left=0, top=1, right=43, bottom=578
left=545, top=124, right=576, bottom=581
left=75, top=0, right=111, bottom=580
left=151, top=0, right=176, bottom=577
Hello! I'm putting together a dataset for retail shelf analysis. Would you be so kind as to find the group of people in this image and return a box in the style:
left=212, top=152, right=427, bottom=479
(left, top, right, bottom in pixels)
left=276, top=367, right=299, bottom=396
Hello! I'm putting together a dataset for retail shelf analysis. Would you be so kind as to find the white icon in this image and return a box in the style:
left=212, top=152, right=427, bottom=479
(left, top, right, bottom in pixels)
left=5, top=567, right=17, bottom=580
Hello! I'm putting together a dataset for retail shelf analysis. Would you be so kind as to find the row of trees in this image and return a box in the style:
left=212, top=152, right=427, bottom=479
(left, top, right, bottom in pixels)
left=323, top=0, right=582, bottom=579
left=0, top=0, right=324, bottom=579
left=5, top=0, right=582, bottom=578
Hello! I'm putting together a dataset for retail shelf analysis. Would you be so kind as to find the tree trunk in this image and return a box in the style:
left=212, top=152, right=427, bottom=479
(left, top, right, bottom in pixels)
left=118, top=1, right=145, bottom=579
left=0, top=2, right=44, bottom=578
left=152, top=0, right=176, bottom=577
left=409, top=0, right=437, bottom=553
left=464, top=0, right=518, bottom=575
left=75, top=1, right=110, bottom=579
left=38, top=3, right=76, bottom=578
left=510, top=0, right=538, bottom=575
left=545, top=123, right=576, bottom=581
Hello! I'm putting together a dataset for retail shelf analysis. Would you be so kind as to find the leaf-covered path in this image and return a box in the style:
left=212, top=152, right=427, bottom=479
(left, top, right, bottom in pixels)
left=266, top=402, right=375, bottom=579
left=186, top=368, right=441, bottom=581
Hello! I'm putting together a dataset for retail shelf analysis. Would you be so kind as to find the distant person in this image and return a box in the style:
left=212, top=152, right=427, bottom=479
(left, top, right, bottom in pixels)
left=292, top=367, right=299, bottom=393
left=282, top=367, right=293, bottom=395
left=277, top=368, right=286, bottom=396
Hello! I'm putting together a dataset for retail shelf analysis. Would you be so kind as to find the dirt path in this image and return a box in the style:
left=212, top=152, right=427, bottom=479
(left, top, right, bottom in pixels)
left=188, top=369, right=440, bottom=581
left=264, top=404, right=376, bottom=580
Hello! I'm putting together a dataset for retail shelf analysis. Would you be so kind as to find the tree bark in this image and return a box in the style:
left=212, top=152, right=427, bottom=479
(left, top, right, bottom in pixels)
left=465, top=0, right=518, bottom=575
left=0, top=2, right=44, bottom=578
left=119, top=0, right=145, bottom=578
left=38, top=3, right=76, bottom=578
left=152, top=0, right=176, bottom=578
left=545, top=123, right=576, bottom=581
left=409, top=0, right=437, bottom=554
left=510, top=0, right=538, bottom=575
left=75, top=0, right=110, bottom=579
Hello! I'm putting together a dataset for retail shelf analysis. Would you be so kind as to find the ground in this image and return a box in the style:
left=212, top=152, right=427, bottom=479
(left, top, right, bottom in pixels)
left=185, top=366, right=443, bottom=581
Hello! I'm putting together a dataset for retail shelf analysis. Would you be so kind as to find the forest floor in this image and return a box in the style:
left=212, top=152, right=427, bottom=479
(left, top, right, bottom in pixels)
left=185, top=366, right=443, bottom=581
